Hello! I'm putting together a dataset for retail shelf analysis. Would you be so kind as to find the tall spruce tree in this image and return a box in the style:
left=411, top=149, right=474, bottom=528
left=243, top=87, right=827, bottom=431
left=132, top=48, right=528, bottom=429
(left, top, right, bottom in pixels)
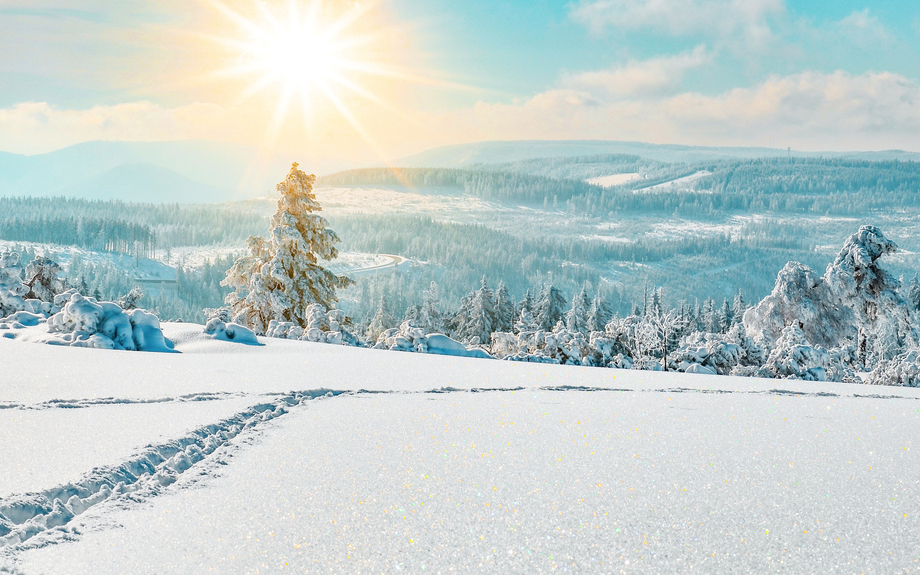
left=465, top=277, right=496, bottom=344
left=366, top=294, right=395, bottom=342
left=534, top=283, right=567, bottom=331
left=222, top=164, right=352, bottom=334
left=565, top=283, right=590, bottom=334
left=586, top=290, right=611, bottom=333
left=494, top=281, right=515, bottom=333
left=419, top=281, right=446, bottom=334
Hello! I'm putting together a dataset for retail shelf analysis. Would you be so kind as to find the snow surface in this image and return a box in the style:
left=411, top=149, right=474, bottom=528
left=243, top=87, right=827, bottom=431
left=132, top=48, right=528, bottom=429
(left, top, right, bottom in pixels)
left=2, top=324, right=920, bottom=572
left=585, top=173, right=641, bottom=188
left=635, top=171, right=712, bottom=192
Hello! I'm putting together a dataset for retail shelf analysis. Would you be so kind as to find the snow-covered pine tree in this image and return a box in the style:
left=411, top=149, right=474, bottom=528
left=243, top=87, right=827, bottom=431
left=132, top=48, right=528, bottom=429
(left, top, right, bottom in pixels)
left=514, top=306, right=538, bottom=334
left=732, top=290, right=746, bottom=326
left=0, top=251, right=28, bottom=317
left=23, top=256, right=68, bottom=302
left=366, top=294, right=395, bottom=342
left=448, top=293, right=473, bottom=340
left=534, top=284, right=567, bottom=331
left=565, top=283, right=589, bottom=334
left=494, top=281, right=515, bottom=333
left=419, top=281, right=446, bottom=334
left=517, top=289, right=534, bottom=316
left=464, top=277, right=496, bottom=344
left=719, top=298, right=733, bottom=333
left=700, top=298, right=717, bottom=333
left=908, top=275, right=920, bottom=311
left=650, top=288, right=662, bottom=316
left=222, top=163, right=353, bottom=333
left=586, top=290, right=611, bottom=333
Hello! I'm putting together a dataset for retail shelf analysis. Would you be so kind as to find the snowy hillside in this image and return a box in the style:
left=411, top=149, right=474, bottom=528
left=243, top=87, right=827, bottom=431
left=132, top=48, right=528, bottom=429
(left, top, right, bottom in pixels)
left=2, top=326, right=918, bottom=573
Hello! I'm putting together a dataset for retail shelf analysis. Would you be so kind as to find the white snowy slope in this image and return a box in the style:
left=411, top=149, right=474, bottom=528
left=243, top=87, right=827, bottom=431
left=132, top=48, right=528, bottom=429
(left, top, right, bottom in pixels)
left=2, top=324, right=920, bottom=573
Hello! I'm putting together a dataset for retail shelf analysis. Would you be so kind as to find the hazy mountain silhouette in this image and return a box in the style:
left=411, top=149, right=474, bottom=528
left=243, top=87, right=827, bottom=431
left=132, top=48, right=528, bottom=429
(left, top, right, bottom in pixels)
left=0, top=140, right=352, bottom=203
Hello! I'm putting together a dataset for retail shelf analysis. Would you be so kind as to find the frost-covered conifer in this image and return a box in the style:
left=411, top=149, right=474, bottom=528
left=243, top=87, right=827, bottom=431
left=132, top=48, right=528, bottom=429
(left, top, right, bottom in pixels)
left=718, top=298, right=733, bottom=333
left=116, top=287, right=145, bottom=311
left=908, top=276, right=920, bottom=311
left=222, top=163, right=352, bottom=334
left=494, top=281, right=515, bottom=333
left=514, top=306, right=538, bottom=334
left=464, top=277, right=496, bottom=344
left=586, top=290, right=611, bottom=334
left=366, top=294, right=395, bottom=342
left=23, top=256, right=68, bottom=302
left=0, top=251, right=29, bottom=317
left=534, top=284, right=567, bottom=331
left=730, top=291, right=745, bottom=325
left=744, top=225, right=916, bottom=363
left=517, top=289, right=534, bottom=317
left=565, top=284, right=589, bottom=334
left=419, top=281, right=446, bottom=334
left=649, top=288, right=662, bottom=316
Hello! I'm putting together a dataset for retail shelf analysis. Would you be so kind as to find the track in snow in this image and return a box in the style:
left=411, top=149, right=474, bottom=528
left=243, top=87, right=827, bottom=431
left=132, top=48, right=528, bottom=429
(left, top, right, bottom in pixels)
left=2, top=382, right=917, bottom=568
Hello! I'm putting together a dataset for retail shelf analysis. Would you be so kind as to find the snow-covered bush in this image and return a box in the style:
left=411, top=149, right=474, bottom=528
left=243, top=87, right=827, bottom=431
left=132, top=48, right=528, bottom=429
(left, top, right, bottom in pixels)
left=259, top=303, right=361, bottom=347
left=44, top=292, right=175, bottom=352
left=373, top=320, right=492, bottom=359
left=116, top=287, right=145, bottom=311
left=0, top=251, right=29, bottom=317
left=1, top=285, right=174, bottom=353
left=867, top=351, right=920, bottom=387
left=23, top=256, right=68, bottom=302
left=203, top=318, right=260, bottom=345
left=758, top=326, right=830, bottom=381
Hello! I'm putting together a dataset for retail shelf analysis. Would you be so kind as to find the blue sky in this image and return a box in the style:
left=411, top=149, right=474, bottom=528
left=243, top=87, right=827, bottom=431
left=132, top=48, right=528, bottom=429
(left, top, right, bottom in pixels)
left=0, top=0, right=918, bottom=159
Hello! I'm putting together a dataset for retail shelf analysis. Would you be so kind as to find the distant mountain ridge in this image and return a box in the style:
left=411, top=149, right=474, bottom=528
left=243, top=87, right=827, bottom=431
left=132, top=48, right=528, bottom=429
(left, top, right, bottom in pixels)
left=395, top=140, right=920, bottom=168
left=0, top=140, right=352, bottom=204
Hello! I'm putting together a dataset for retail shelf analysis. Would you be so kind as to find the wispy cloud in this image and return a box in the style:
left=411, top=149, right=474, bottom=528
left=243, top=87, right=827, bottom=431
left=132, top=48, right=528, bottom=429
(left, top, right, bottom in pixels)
left=833, top=9, right=889, bottom=43
left=570, top=0, right=785, bottom=51
left=563, top=46, right=712, bottom=99
left=428, top=71, right=920, bottom=152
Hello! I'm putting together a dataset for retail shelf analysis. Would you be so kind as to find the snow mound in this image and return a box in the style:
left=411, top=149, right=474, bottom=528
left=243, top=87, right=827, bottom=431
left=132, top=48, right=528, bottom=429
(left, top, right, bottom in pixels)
left=203, top=319, right=261, bottom=345
left=373, top=321, right=493, bottom=359
left=2, top=292, right=175, bottom=353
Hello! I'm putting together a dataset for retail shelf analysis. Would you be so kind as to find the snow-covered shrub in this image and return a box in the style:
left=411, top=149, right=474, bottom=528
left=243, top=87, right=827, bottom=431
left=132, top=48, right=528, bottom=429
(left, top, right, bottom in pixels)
left=760, top=326, right=829, bottom=381
left=116, top=287, right=145, bottom=311
left=867, top=351, right=920, bottom=387
left=36, top=292, right=175, bottom=352
left=373, top=320, right=492, bottom=359
left=0, top=252, right=29, bottom=317
left=23, top=256, right=68, bottom=302
left=203, top=318, right=260, bottom=345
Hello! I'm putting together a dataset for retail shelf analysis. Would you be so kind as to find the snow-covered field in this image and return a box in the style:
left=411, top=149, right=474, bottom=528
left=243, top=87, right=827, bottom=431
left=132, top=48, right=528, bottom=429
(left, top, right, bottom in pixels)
left=585, top=173, right=641, bottom=188
left=635, top=171, right=712, bottom=192
left=2, top=324, right=919, bottom=573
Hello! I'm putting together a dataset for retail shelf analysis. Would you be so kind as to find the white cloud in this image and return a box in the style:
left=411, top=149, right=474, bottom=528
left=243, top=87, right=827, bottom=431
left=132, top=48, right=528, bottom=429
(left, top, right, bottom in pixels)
left=833, top=9, right=889, bottom=43
left=4, top=71, right=919, bottom=159
left=564, top=46, right=711, bottom=98
left=428, top=71, right=920, bottom=152
left=570, top=0, right=785, bottom=50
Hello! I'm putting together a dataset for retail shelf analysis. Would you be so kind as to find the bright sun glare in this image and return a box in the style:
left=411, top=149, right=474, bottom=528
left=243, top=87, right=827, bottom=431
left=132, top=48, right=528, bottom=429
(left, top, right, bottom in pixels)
left=210, top=0, right=397, bottom=144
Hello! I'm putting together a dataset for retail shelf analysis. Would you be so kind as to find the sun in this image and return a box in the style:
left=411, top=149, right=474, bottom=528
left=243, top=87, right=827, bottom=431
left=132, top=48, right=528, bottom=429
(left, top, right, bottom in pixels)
left=210, top=0, right=396, bottom=142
